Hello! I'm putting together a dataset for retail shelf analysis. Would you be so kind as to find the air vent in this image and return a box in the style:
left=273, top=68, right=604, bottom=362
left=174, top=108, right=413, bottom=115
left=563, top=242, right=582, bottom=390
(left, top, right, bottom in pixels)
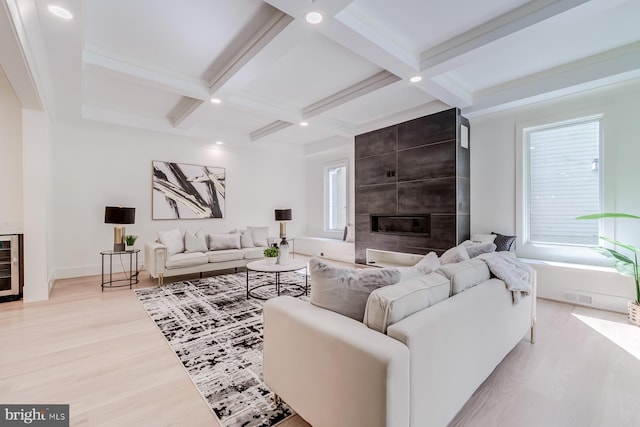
left=563, top=291, right=593, bottom=305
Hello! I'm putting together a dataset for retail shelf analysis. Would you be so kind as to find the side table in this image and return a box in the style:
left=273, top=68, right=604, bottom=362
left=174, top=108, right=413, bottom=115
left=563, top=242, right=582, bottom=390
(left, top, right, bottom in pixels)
left=100, top=249, right=140, bottom=291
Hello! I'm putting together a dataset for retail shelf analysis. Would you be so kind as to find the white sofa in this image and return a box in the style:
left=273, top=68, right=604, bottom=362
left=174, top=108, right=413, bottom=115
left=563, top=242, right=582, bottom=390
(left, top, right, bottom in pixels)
left=263, top=254, right=536, bottom=427
left=144, top=227, right=275, bottom=285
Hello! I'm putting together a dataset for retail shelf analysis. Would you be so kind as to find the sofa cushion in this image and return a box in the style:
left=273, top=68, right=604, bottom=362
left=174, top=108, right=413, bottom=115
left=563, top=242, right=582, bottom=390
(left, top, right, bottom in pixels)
left=363, top=272, right=450, bottom=333
left=492, top=232, right=516, bottom=251
left=242, top=247, right=265, bottom=259
left=309, top=257, right=402, bottom=321
left=185, top=230, right=208, bottom=253
left=247, top=226, right=269, bottom=247
left=165, top=252, right=208, bottom=269
left=439, top=245, right=470, bottom=264
left=437, top=259, right=491, bottom=296
left=158, top=228, right=185, bottom=256
left=240, top=230, right=255, bottom=248
left=471, top=233, right=496, bottom=244
left=206, top=249, right=244, bottom=263
left=209, top=233, right=241, bottom=250
left=414, top=251, right=441, bottom=274
left=462, top=241, right=497, bottom=258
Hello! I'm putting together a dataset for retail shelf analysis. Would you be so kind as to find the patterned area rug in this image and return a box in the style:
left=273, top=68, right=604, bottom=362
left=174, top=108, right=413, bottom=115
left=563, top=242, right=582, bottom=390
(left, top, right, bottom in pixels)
left=135, top=269, right=308, bottom=427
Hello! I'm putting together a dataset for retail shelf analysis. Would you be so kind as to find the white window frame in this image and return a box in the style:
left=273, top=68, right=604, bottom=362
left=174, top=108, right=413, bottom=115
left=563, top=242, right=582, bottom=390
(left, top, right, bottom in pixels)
left=515, top=109, right=614, bottom=265
left=323, top=159, right=349, bottom=235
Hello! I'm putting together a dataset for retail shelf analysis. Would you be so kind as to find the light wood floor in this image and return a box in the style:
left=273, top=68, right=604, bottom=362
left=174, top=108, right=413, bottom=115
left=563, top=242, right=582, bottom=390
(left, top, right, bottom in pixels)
left=1, top=262, right=639, bottom=427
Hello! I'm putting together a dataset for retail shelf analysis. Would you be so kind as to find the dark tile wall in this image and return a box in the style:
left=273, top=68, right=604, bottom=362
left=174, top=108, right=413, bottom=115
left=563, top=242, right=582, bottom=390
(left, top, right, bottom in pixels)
left=354, top=107, right=470, bottom=264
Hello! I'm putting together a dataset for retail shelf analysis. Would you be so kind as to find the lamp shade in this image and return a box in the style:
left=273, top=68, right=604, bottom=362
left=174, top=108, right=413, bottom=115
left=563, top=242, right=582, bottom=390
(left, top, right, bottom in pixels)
left=105, top=206, right=136, bottom=224
left=274, top=209, right=292, bottom=221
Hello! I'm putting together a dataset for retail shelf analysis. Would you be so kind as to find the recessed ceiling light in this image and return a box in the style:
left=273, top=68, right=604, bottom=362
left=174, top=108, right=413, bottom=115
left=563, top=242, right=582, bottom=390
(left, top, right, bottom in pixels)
left=305, top=11, right=323, bottom=24
left=300, top=122, right=309, bottom=127
left=210, top=98, right=222, bottom=104
left=215, top=141, right=224, bottom=145
left=48, top=5, right=73, bottom=20
left=409, top=76, right=422, bottom=83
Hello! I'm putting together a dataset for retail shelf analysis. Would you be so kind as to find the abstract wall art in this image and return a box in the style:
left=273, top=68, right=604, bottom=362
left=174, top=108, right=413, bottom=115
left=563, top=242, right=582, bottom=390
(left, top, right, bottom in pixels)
left=152, top=161, right=225, bottom=220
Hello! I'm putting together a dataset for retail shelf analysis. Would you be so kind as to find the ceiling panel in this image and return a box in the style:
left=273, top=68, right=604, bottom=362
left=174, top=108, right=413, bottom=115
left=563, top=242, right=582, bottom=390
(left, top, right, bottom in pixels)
left=343, top=0, right=530, bottom=53
left=84, top=0, right=274, bottom=79
left=323, top=83, right=436, bottom=126
left=242, top=32, right=383, bottom=109
left=83, top=72, right=181, bottom=118
left=445, top=0, right=640, bottom=92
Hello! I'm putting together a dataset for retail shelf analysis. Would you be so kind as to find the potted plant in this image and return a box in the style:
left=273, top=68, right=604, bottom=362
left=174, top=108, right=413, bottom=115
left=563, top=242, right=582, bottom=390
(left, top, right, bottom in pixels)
left=577, top=213, right=640, bottom=325
left=125, top=235, right=138, bottom=251
left=263, top=245, right=279, bottom=265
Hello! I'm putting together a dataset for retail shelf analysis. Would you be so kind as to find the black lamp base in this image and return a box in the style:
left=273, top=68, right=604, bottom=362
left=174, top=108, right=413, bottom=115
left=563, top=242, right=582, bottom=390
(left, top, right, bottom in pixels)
left=113, top=243, right=125, bottom=252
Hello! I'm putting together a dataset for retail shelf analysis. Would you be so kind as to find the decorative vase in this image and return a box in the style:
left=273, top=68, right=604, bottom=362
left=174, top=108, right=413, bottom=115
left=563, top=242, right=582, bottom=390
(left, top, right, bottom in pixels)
left=629, top=301, right=640, bottom=326
left=265, top=257, right=277, bottom=265
left=126, top=245, right=134, bottom=251
left=278, top=238, right=290, bottom=265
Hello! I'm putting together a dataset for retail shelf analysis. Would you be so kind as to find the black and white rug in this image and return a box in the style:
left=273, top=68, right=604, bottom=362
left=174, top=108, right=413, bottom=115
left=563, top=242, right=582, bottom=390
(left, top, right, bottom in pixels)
left=135, top=270, right=308, bottom=427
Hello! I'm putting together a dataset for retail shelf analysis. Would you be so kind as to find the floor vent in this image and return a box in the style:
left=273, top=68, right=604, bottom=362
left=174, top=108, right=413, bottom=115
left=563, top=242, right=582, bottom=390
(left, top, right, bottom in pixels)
left=563, top=291, right=593, bottom=305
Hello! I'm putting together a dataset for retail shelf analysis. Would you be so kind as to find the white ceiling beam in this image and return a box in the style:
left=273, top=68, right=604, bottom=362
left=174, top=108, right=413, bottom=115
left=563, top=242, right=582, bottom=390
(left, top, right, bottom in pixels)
left=464, top=41, right=640, bottom=117
left=0, top=0, right=42, bottom=109
left=82, top=104, right=252, bottom=143
left=83, top=49, right=210, bottom=100
left=250, top=120, right=293, bottom=141
left=420, top=0, right=591, bottom=72
left=303, top=70, right=400, bottom=118
left=207, top=10, right=293, bottom=93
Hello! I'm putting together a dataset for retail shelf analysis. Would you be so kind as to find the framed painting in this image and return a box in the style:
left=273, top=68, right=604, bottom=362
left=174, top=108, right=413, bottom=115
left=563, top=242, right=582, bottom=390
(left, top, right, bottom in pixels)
left=152, top=161, right=225, bottom=219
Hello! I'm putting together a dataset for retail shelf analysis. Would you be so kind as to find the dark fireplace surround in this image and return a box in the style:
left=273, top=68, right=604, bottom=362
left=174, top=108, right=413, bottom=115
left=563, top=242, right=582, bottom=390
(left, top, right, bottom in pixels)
left=354, top=107, right=470, bottom=264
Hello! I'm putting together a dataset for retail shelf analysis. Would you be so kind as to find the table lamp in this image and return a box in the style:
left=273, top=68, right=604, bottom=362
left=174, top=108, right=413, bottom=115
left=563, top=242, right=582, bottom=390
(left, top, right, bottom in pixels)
left=274, top=209, right=292, bottom=265
left=105, top=206, right=135, bottom=252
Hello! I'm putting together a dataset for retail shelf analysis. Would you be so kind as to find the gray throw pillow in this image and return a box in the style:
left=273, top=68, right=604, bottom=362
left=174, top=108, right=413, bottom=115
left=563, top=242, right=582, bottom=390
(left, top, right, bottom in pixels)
left=465, top=242, right=497, bottom=258
left=309, top=257, right=402, bottom=321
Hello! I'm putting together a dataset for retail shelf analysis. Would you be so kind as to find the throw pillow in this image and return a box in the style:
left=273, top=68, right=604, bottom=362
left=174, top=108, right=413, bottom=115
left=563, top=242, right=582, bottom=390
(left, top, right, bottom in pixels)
left=309, top=257, right=402, bottom=321
left=247, top=226, right=269, bottom=247
left=184, top=230, right=208, bottom=253
left=209, top=233, right=241, bottom=250
left=232, top=229, right=255, bottom=248
left=471, top=233, right=496, bottom=244
left=439, top=245, right=470, bottom=264
left=414, top=251, right=441, bottom=274
left=492, top=232, right=516, bottom=251
left=363, top=272, right=450, bottom=333
left=465, top=242, right=497, bottom=258
left=158, top=228, right=185, bottom=256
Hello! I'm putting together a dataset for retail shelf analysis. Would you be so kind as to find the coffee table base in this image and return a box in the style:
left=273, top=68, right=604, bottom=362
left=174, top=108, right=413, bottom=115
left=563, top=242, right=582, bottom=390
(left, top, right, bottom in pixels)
left=246, top=262, right=308, bottom=300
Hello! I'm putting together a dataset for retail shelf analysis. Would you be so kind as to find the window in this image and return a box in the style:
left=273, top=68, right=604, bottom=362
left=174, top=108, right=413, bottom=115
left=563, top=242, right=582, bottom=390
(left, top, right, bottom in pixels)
left=324, top=160, right=348, bottom=232
left=523, top=115, right=602, bottom=246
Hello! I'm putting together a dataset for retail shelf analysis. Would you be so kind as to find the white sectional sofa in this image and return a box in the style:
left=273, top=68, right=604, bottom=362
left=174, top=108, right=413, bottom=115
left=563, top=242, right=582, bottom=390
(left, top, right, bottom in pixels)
left=263, top=249, right=536, bottom=427
left=144, top=226, right=275, bottom=285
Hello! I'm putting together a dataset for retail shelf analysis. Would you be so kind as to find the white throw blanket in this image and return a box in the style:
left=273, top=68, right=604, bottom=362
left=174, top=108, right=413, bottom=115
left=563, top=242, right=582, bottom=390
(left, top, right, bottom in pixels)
left=476, top=252, right=534, bottom=303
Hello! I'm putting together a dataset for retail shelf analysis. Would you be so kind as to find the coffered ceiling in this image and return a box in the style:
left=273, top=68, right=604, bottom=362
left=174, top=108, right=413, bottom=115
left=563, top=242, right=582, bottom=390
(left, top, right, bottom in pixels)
left=2, top=0, right=640, bottom=146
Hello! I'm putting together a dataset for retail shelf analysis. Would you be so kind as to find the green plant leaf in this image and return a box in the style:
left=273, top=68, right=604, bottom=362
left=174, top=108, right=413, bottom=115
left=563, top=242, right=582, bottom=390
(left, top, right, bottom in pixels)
left=599, top=236, right=640, bottom=253
left=593, top=246, right=634, bottom=264
left=615, top=260, right=635, bottom=277
left=576, top=213, right=640, bottom=220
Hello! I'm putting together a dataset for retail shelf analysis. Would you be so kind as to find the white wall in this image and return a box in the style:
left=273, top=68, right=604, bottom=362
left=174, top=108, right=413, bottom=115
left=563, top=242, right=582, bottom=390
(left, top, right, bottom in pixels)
left=22, top=108, right=53, bottom=302
left=51, top=119, right=307, bottom=279
left=0, top=78, right=23, bottom=232
left=470, top=80, right=640, bottom=311
left=304, top=136, right=354, bottom=238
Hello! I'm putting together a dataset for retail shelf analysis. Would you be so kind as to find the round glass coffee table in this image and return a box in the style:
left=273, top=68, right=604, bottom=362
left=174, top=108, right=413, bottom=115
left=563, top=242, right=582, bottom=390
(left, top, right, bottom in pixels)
left=246, top=259, right=308, bottom=300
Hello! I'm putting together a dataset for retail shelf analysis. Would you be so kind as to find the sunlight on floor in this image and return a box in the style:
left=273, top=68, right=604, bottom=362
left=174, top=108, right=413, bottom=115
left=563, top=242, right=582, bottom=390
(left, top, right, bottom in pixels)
left=573, top=313, right=640, bottom=360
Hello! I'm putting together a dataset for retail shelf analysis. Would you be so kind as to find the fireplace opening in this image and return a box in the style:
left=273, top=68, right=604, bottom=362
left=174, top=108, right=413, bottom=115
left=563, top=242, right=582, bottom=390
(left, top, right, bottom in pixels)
left=371, top=214, right=430, bottom=236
